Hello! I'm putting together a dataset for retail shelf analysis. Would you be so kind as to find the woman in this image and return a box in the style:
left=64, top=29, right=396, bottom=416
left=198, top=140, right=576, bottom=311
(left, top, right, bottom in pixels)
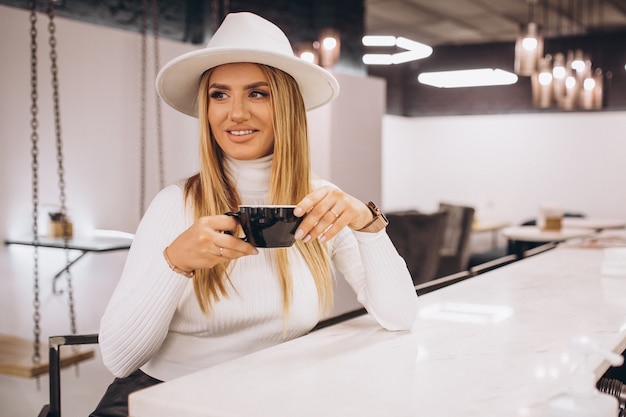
left=92, top=12, right=418, bottom=417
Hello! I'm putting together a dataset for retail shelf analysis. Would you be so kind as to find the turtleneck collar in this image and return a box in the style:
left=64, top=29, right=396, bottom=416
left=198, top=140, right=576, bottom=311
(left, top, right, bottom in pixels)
left=224, top=154, right=272, bottom=205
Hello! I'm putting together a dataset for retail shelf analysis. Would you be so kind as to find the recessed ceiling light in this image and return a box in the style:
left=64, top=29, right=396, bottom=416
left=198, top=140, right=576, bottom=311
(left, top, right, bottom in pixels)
left=417, top=68, right=518, bottom=88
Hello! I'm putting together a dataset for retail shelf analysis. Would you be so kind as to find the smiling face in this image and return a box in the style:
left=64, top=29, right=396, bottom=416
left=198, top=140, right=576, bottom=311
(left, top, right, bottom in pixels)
left=207, top=63, right=275, bottom=160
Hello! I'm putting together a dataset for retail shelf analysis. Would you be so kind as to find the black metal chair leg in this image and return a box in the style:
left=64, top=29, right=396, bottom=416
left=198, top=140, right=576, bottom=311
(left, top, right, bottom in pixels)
left=38, top=334, right=99, bottom=417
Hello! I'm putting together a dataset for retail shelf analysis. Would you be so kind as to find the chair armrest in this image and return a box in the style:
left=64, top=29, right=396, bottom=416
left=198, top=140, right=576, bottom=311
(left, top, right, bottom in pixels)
left=47, top=334, right=99, bottom=417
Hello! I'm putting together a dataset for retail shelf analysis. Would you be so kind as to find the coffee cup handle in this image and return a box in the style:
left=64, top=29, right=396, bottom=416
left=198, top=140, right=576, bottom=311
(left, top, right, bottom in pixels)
left=225, top=212, right=248, bottom=242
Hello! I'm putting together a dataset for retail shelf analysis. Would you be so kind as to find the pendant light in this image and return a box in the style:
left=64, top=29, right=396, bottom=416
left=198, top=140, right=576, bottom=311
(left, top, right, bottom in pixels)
left=318, top=28, right=341, bottom=69
left=515, top=0, right=544, bottom=76
left=532, top=55, right=554, bottom=108
left=527, top=0, right=606, bottom=111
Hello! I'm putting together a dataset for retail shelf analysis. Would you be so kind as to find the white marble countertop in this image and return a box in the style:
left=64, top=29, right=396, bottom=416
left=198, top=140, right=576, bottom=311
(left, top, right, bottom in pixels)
left=129, top=246, right=626, bottom=417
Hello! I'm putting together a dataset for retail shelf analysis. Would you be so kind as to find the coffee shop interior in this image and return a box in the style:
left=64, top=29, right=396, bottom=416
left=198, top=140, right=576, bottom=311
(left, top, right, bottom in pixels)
left=2, top=0, right=626, bottom=415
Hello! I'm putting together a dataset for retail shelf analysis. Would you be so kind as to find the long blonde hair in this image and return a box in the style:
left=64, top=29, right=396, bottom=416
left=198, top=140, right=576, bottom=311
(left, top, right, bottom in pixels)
left=184, top=64, right=333, bottom=318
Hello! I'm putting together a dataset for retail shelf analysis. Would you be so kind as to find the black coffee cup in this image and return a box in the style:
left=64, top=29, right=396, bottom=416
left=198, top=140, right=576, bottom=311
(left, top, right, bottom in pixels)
left=226, top=205, right=303, bottom=248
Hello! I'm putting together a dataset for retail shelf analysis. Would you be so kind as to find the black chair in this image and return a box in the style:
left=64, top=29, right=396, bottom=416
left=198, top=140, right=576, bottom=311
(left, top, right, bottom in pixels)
left=386, top=210, right=449, bottom=286
left=435, top=203, right=475, bottom=278
left=38, top=334, right=99, bottom=417
left=522, top=242, right=557, bottom=258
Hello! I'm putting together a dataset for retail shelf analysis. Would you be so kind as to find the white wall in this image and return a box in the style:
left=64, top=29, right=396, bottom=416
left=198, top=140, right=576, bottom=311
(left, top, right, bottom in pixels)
left=382, top=111, right=626, bottom=227
left=308, top=73, right=386, bottom=204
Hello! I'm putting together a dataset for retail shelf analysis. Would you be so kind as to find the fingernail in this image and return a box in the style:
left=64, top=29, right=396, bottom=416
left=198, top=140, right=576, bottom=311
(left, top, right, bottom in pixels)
left=319, top=234, right=327, bottom=243
left=303, top=234, right=312, bottom=243
left=294, top=229, right=304, bottom=240
left=293, top=207, right=303, bottom=216
left=252, top=248, right=259, bottom=255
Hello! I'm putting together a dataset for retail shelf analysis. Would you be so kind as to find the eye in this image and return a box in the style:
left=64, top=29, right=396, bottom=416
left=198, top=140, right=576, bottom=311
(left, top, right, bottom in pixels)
left=249, top=90, right=269, bottom=99
left=209, top=90, right=228, bottom=100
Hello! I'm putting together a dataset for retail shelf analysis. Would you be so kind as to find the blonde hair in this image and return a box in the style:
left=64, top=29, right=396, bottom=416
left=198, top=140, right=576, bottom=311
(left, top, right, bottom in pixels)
left=184, top=64, right=333, bottom=319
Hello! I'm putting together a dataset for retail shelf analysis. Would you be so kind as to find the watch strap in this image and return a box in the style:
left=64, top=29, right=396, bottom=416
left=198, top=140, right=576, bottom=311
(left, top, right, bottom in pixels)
left=358, top=201, right=389, bottom=233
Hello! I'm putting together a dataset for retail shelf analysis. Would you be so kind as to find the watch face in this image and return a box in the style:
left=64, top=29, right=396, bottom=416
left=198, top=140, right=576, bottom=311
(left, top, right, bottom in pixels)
left=367, top=202, right=389, bottom=226
left=367, top=201, right=380, bottom=215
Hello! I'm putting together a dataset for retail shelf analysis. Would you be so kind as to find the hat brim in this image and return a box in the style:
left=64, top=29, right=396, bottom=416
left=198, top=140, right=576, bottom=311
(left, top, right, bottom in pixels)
left=156, top=47, right=340, bottom=117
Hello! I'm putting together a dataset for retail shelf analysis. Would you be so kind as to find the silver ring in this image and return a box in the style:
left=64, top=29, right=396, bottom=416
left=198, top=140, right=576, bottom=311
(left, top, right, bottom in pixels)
left=219, top=247, right=224, bottom=257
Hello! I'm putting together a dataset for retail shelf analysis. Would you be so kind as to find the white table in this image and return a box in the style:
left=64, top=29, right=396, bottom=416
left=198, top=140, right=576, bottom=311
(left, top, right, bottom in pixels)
left=562, top=217, right=626, bottom=231
left=501, top=225, right=596, bottom=243
left=129, top=246, right=626, bottom=417
left=501, top=226, right=596, bottom=258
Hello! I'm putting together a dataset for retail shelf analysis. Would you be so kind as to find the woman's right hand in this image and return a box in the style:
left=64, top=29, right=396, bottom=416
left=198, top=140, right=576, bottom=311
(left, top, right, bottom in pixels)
left=165, top=215, right=259, bottom=275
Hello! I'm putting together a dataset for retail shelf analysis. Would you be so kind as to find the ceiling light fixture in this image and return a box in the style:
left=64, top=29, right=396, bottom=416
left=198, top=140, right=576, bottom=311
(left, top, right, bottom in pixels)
left=296, top=28, right=340, bottom=69
left=417, top=68, right=518, bottom=88
left=318, top=28, right=340, bottom=69
left=296, top=41, right=319, bottom=65
left=525, top=0, right=607, bottom=111
left=361, top=35, right=396, bottom=47
left=362, top=35, right=432, bottom=65
left=514, top=0, right=544, bottom=76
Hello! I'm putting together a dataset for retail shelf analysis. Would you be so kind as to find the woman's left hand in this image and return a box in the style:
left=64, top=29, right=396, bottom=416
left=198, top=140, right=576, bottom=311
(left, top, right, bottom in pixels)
left=293, top=185, right=374, bottom=243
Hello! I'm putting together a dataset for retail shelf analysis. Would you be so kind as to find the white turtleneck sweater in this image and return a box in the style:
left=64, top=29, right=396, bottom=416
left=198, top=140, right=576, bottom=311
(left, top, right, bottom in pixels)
left=99, top=155, right=418, bottom=381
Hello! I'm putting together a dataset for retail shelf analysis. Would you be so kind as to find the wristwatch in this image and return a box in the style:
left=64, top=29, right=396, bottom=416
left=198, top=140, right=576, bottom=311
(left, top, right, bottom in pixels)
left=358, top=201, right=389, bottom=233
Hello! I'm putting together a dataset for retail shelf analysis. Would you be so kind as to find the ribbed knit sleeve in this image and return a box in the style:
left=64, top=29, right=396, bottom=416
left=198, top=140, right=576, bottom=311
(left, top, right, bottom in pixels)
left=99, top=184, right=191, bottom=378
left=330, top=227, right=419, bottom=331
left=100, top=175, right=418, bottom=380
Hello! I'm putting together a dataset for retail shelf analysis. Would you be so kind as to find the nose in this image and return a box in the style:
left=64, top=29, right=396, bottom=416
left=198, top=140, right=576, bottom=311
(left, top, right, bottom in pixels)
left=229, top=95, right=250, bottom=122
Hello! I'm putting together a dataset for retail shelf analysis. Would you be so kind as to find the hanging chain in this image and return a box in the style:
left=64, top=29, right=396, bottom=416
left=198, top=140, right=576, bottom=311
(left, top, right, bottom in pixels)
left=29, top=1, right=78, bottom=365
left=47, top=0, right=77, bottom=336
left=139, top=0, right=147, bottom=217
left=139, top=0, right=164, bottom=218
left=152, top=0, right=164, bottom=190
left=29, top=0, right=42, bottom=365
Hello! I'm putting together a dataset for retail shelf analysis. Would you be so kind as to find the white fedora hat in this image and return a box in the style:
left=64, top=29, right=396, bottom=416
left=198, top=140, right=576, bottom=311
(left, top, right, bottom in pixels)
left=156, top=12, right=340, bottom=117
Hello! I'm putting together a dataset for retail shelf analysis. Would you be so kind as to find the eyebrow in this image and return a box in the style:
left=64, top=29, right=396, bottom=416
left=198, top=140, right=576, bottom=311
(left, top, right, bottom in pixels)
left=208, top=81, right=269, bottom=90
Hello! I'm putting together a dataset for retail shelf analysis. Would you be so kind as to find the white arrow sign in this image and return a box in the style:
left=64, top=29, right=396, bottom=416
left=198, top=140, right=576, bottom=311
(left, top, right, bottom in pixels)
left=362, top=36, right=433, bottom=65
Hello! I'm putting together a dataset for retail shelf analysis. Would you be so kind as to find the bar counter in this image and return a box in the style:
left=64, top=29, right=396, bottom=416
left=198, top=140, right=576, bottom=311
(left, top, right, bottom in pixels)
left=129, top=244, right=626, bottom=417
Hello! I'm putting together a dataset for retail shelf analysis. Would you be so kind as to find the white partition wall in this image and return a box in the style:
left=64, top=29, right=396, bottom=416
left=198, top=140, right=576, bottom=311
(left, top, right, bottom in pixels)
left=308, top=72, right=387, bottom=318
left=381, top=111, right=626, bottom=226
left=308, top=72, right=386, bottom=205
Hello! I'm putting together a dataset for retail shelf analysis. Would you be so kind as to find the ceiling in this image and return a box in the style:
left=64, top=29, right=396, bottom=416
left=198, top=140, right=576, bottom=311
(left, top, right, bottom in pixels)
left=364, top=0, right=626, bottom=46
left=3, top=0, right=626, bottom=48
